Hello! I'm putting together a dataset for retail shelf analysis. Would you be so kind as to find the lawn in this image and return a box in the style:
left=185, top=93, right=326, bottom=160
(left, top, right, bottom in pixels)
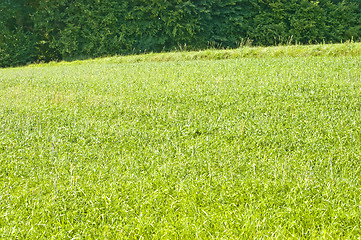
left=1, top=43, right=361, bottom=239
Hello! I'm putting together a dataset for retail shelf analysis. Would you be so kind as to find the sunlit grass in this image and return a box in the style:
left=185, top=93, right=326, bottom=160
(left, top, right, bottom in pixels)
left=1, top=45, right=361, bottom=238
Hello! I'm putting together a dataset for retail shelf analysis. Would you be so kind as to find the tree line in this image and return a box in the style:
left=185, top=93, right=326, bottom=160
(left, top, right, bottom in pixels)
left=1, top=0, right=360, bottom=67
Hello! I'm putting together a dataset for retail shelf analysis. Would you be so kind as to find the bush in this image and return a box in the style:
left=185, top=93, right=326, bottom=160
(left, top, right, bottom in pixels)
left=0, top=29, right=37, bottom=67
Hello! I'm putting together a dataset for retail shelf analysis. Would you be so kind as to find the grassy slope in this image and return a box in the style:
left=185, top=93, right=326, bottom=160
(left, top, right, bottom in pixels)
left=1, top=43, right=361, bottom=238
left=33, top=42, right=361, bottom=66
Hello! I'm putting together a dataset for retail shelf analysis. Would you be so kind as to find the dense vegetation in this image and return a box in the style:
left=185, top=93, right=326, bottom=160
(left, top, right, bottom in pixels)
left=1, top=43, right=361, bottom=238
left=1, top=0, right=361, bottom=67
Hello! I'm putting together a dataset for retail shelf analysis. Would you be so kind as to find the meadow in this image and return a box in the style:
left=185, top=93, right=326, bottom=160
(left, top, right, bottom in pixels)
left=1, top=43, right=361, bottom=239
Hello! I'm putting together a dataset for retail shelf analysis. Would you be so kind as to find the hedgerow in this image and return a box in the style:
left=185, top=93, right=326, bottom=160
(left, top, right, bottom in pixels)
left=1, top=0, right=360, bottom=67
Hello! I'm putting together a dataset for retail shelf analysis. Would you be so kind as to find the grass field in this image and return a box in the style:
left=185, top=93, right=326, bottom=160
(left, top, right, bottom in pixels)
left=1, top=43, right=361, bottom=239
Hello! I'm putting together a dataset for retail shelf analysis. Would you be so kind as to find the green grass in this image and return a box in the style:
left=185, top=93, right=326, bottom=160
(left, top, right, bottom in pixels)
left=1, top=43, right=361, bottom=239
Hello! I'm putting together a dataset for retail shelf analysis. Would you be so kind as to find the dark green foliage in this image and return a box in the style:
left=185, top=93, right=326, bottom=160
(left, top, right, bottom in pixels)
left=120, top=0, right=205, bottom=52
left=0, top=0, right=38, bottom=67
left=1, top=0, right=361, bottom=67
left=0, top=28, right=37, bottom=67
left=202, top=0, right=253, bottom=48
left=33, top=0, right=131, bottom=60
